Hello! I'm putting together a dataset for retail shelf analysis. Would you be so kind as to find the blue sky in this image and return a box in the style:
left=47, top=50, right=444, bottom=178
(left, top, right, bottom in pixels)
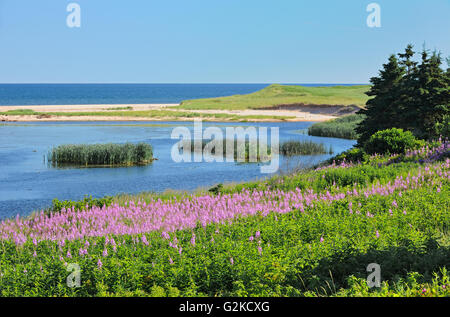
left=0, top=0, right=448, bottom=84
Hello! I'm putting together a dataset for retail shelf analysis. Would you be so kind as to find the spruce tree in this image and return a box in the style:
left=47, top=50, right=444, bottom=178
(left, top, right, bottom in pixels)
left=356, top=54, right=405, bottom=145
left=412, top=50, right=450, bottom=138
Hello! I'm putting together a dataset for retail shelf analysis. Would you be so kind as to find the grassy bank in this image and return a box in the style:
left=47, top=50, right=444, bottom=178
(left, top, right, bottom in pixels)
left=308, top=114, right=365, bottom=139
left=0, top=139, right=448, bottom=297
left=48, top=143, right=154, bottom=167
left=0, top=109, right=295, bottom=122
left=180, top=84, right=371, bottom=110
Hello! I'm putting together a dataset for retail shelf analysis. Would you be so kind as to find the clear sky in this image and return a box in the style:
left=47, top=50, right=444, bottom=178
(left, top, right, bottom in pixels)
left=0, top=0, right=448, bottom=84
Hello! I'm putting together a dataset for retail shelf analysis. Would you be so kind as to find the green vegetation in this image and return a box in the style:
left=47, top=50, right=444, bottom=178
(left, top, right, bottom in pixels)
left=179, top=139, right=271, bottom=162
left=364, top=128, right=424, bottom=155
left=48, top=143, right=154, bottom=167
left=1, top=109, right=38, bottom=115
left=280, top=140, right=333, bottom=156
left=43, top=196, right=114, bottom=216
left=0, top=139, right=448, bottom=297
left=0, top=109, right=294, bottom=122
left=180, top=84, right=370, bottom=110
left=356, top=44, right=450, bottom=143
left=308, top=114, right=365, bottom=139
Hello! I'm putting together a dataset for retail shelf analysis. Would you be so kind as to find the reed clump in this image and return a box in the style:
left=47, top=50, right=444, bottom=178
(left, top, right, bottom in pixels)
left=48, top=142, right=153, bottom=167
left=308, top=114, right=365, bottom=140
left=280, top=140, right=333, bottom=156
left=178, top=139, right=271, bottom=162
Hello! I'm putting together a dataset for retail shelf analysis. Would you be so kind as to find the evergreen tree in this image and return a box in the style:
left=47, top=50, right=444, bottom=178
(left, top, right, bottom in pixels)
left=412, top=50, right=449, bottom=138
left=356, top=54, right=405, bottom=145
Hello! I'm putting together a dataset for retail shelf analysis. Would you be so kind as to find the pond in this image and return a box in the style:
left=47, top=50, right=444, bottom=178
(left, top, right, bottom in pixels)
left=0, top=121, right=356, bottom=219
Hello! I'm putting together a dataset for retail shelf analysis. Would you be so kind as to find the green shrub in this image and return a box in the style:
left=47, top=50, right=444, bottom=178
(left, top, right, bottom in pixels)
left=364, top=128, right=424, bottom=155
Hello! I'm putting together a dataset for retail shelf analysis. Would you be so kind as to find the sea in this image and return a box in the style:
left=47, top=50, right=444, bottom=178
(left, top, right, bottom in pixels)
left=0, top=83, right=361, bottom=106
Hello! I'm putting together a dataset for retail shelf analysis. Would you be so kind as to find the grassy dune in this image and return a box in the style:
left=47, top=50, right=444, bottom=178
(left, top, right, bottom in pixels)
left=180, top=84, right=371, bottom=110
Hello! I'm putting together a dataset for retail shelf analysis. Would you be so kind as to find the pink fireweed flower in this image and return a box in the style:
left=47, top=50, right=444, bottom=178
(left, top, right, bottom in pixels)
left=255, top=231, right=261, bottom=238
left=257, top=246, right=262, bottom=256
left=102, top=248, right=108, bottom=257
left=66, top=250, right=72, bottom=259
left=97, top=259, right=103, bottom=270
left=190, top=233, right=196, bottom=247
left=33, top=250, right=37, bottom=257
left=142, top=235, right=149, bottom=246
left=320, top=236, right=324, bottom=243
left=169, top=257, right=174, bottom=265
left=376, top=231, right=380, bottom=238
left=392, top=200, right=398, bottom=208
left=249, top=236, right=254, bottom=242
left=230, top=257, right=234, bottom=265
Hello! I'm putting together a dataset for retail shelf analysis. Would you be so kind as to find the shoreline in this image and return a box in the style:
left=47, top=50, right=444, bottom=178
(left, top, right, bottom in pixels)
left=0, top=103, right=339, bottom=122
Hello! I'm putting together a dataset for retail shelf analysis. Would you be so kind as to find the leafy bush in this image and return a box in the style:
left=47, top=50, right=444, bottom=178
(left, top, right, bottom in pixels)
left=364, top=128, right=424, bottom=155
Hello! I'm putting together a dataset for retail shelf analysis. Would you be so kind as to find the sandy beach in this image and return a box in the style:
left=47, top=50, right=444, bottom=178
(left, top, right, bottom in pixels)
left=0, top=103, right=339, bottom=122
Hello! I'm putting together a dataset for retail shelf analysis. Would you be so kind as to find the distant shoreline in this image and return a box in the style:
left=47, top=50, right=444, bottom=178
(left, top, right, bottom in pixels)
left=0, top=103, right=339, bottom=123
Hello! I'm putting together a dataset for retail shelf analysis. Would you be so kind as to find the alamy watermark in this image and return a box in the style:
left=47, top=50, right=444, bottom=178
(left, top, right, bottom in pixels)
left=367, top=263, right=381, bottom=288
left=66, top=2, right=81, bottom=28
left=66, top=263, right=81, bottom=288
left=170, top=120, right=280, bottom=174
left=366, top=3, right=381, bottom=28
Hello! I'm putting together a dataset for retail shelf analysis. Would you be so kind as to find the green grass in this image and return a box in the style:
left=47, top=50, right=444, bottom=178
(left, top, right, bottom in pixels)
left=308, top=114, right=365, bottom=139
left=180, top=84, right=371, bottom=110
left=48, top=143, right=154, bottom=167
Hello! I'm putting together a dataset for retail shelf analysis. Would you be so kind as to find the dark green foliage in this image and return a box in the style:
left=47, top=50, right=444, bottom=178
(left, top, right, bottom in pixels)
left=308, top=114, right=365, bottom=140
left=356, top=54, right=406, bottom=145
left=357, top=44, right=450, bottom=144
left=364, top=128, right=424, bottom=155
left=280, top=140, right=333, bottom=156
left=48, top=142, right=153, bottom=166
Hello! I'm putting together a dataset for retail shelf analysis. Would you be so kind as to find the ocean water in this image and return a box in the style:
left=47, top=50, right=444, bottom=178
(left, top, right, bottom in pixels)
left=0, top=83, right=360, bottom=106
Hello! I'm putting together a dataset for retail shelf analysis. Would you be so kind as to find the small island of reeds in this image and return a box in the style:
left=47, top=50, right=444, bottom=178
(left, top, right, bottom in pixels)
left=280, top=140, right=333, bottom=156
left=48, top=142, right=154, bottom=167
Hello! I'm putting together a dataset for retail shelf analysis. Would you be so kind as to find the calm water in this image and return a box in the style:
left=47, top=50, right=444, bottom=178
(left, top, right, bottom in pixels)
left=0, top=121, right=356, bottom=219
left=0, top=84, right=361, bottom=106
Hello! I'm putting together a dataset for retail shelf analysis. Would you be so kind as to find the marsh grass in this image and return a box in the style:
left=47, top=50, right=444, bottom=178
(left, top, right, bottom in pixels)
left=178, top=139, right=271, bottom=162
left=280, top=140, right=333, bottom=156
left=308, top=114, right=365, bottom=139
left=48, top=142, right=153, bottom=167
